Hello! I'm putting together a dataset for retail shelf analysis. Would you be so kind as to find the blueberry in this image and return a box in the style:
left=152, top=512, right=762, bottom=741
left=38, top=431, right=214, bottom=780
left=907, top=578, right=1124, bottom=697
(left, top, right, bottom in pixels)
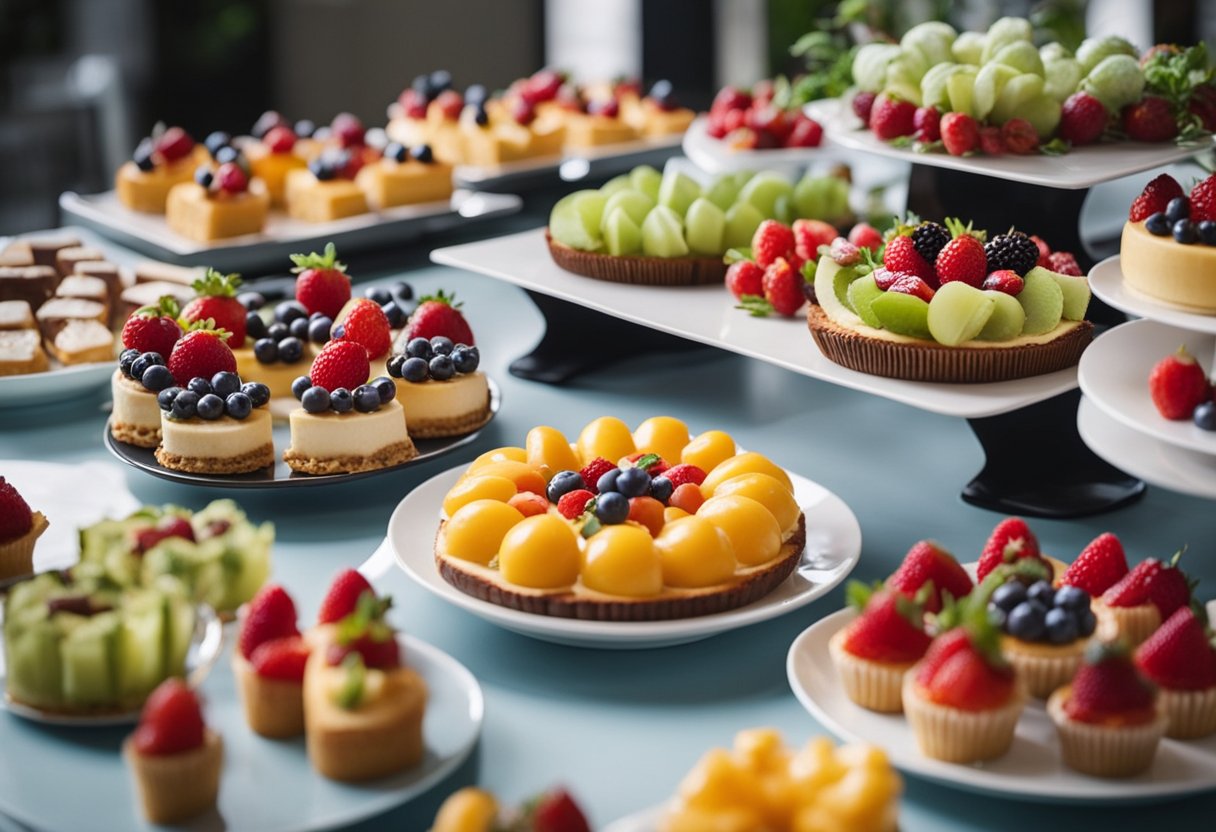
left=596, top=468, right=622, bottom=494
left=405, top=337, right=432, bottom=360
left=451, top=345, right=480, bottom=374
left=246, top=311, right=267, bottom=340
left=187, top=377, right=212, bottom=396
left=430, top=336, right=454, bottom=356
left=308, top=316, right=333, bottom=343
left=1194, top=401, right=1216, bottom=431
left=1045, top=607, right=1079, bottom=644
left=1173, top=219, right=1198, bottom=244
left=215, top=145, right=239, bottom=166
left=294, top=119, right=316, bottom=139
left=253, top=337, right=278, bottom=363
left=309, top=157, right=336, bottom=181
left=1165, top=196, right=1190, bottom=224
left=329, top=387, right=353, bottom=413
left=331, top=324, right=346, bottom=340
left=1007, top=600, right=1048, bottom=641
left=289, top=317, right=310, bottom=339
left=429, top=69, right=452, bottom=95
left=140, top=364, right=175, bottom=392
left=618, top=467, right=652, bottom=498
left=411, top=144, right=434, bottom=164
left=130, top=352, right=164, bottom=380
left=384, top=142, right=408, bottom=163
left=649, top=79, right=675, bottom=106
left=1054, top=585, right=1090, bottom=612
left=382, top=301, right=407, bottom=329
left=1198, top=220, right=1216, bottom=246
left=1027, top=580, right=1055, bottom=607
left=196, top=393, right=225, bottom=420
left=266, top=322, right=289, bottom=341
left=194, top=166, right=214, bottom=188
left=170, top=390, right=199, bottom=420
left=1076, top=607, right=1098, bottom=637
left=401, top=356, right=429, bottom=382
left=275, top=301, right=308, bottom=325
left=211, top=371, right=241, bottom=397
left=156, top=386, right=182, bottom=410
left=473, top=106, right=489, bottom=127
left=465, top=84, right=487, bottom=106
left=386, top=355, right=406, bottom=378
left=595, top=492, right=629, bottom=524
left=1145, top=212, right=1170, bottom=236
left=353, top=384, right=381, bottom=412
left=241, top=382, right=270, bottom=408
left=277, top=337, right=304, bottom=363
left=393, top=281, right=414, bottom=301
left=369, top=375, right=396, bottom=404
left=301, top=386, right=331, bottom=413
left=119, top=348, right=140, bottom=377
left=991, top=580, right=1028, bottom=613
left=650, top=476, right=674, bottom=503
left=429, top=355, right=455, bottom=380
left=225, top=392, right=253, bottom=420
left=411, top=73, right=430, bottom=97
left=133, top=138, right=155, bottom=171
left=291, top=375, right=313, bottom=400
left=546, top=470, right=586, bottom=503
left=202, top=130, right=230, bottom=158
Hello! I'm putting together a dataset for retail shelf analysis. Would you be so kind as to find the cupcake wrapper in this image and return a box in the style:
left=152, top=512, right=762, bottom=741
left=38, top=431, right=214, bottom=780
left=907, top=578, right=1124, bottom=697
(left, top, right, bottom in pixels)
left=1158, top=687, right=1216, bottom=740
left=829, top=630, right=913, bottom=713
left=1003, top=639, right=1087, bottom=699
left=0, top=511, right=47, bottom=580
left=546, top=232, right=727, bottom=286
left=902, top=674, right=1025, bottom=763
left=1047, top=689, right=1166, bottom=777
left=1097, top=604, right=1161, bottom=648
left=124, top=730, right=223, bottom=824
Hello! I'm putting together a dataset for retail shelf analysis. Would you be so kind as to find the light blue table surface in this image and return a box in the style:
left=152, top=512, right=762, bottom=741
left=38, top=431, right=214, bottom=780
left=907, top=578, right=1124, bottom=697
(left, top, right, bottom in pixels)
left=1, top=236, right=1214, bottom=832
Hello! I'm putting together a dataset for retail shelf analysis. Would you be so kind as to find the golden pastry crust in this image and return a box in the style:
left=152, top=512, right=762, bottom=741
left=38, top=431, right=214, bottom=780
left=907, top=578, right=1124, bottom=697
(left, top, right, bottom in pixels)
left=407, top=402, right=493, bottom=439
left=123, top=729, right=223, bottom=824
left=283, top=439, right=418, bottom=475
left=155, top=442, right=275, bottom=475
left=110, top=420, right=161, bottom=448
left=546, top=232, right=727, bottom=286
left=231, top=653, right=305, bottom=739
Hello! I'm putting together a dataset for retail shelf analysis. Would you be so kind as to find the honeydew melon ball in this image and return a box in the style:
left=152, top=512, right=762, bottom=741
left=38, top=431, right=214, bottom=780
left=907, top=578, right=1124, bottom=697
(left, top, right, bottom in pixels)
left=723, top=202, right=764, bottom=251
left=886, top=52, right=927, bottom=105
left=599, top=174, right=633, bottom=197
left=630, top=165, right=662, bottom=201
left=658, top=169, right=702, bottom=218
left=705, top=175, right=741, bottom=211
left=1076, top=35, right=1139, bottom=75
left=946, top=67, right=980, bottom=118
left=953, top=31, right=986, bottom=65
left=1043, top=57, right=1083, bottom=102
left=773, top=194, right=794, bottom=226
left=601, top=188, right=654, bottom=230
left=991, top=73, right=1045, bottom=124
left=603, top=207, right=643, bottom=256
left=1081, top=54, right=1145, bottom=113
left=993, top=41, right=1045, bottom=77
left=1016, top=268, right=1064, bottom=335
left=871, top=291, right=932, bottom=339
left=793, top=175, right=850, bottom=224
left=549, top=190, right=607, bottom=251
left=641, top=205, right=689, bottom=258
left=846, top=273, right=883, bottom=329
left=853, top=42, right=904, bottom=92
left=921, top=62, right=964, bottom=110
left=739, top=172, right=794, bottom=219
left=981, top=16, right=1034, bottom=64
left=1019, top=95, right=1063, bottom=139
left=1040, top=42, right=1072, bottom=62
left=977, top=290, right=1027, bottom=341
left=901, top=21, right=958, bottom=68
left=973, top=62, right=1020, bottom=121
left=1030, top=266, right=1091, bottom=321
left=927, top=282, right=996, bottom=346
left=685, top=198, right=727, bottom=255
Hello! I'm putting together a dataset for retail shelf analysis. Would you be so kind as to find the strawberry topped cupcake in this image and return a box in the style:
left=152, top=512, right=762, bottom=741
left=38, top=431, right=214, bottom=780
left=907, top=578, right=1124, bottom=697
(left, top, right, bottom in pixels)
left=885, top=539, right=974, bottom=613
left=1099, top=551, right=1193, bottom=647
left=976, top=517, right=1054, bottom=583
left=0, top=477, right=47, bottom=579
left=1135, top=607, right=1216, bottom=739
left=1059, top=532, right=1130, bottom=599
left=829, top=581, right=933, bottom=713
left=310, top=568, right=376, bottom=649
left=232, top=584, right=308, bottom=738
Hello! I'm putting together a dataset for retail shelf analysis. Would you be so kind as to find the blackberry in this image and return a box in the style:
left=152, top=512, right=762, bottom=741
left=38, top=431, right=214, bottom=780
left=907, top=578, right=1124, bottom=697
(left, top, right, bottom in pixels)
left=911, top=222, right=951, bottom=264
left=984, top=231, right=1040, bottom=276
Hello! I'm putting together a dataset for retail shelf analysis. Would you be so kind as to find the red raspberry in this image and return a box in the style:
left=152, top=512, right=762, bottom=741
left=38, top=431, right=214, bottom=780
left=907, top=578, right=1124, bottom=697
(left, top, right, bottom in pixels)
left=331, top=112, right=365, bottom=148
left=1129, top=174, right=1185, bottom=222
left=334, top=298, right=392, bottom=360
left=399, top=88, right=427, bottom=119
left=981, top=270, right=1025, bottom=294
left=1029, top=235, right=1052, bottom=267
left=154, top=127, right=195, bottom=163
left=238, top=584, right=300, bottom=660
left=940, top=112, right=979, bottom=156
left=887, top=274, right=936, bottom=302
left=979, top=126, right=1005, bottom=156
left=750, top=220, right=796, bottom=268
left=1059, top=91, right=1108, bottom=146
left=1122, top=96, right=1178, bottom=143
left=215, top=162, right=248, bottom=194
left=557, top=489, right=595, bottom=519
left=913, top=106, right=940, bottom=142
left=869, top=94, right=916, bottom=140
left=847, top=223, right=883, bottom=252
left=762, top=257, right=805, bottom=317
left=309, top=340, right=371, bottom=392
left=851, top=91, right=877, bottom=125
left=1001, top=118, right=1039, bottom=154
left=725, top=260, right=764, bottom=300
left=578, top=458, right=617, bottom=494
left=316, top=568, right=374, bottom=624
left=793, top=219, right=836, bottom=262
left=263, top=125, right=296, bottom=154
left=433, top=90, right=464, bottom=121
left=663, top=463, right=706, bottom=489
left=1048, top=252, right=1082, bottom=276
left=250, top=636, right=310, bottom=682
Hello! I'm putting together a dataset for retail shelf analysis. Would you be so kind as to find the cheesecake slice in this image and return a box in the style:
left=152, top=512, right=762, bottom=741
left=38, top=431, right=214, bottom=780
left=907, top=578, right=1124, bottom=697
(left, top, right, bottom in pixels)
left=284, top=400, right=416, bottom=475
left=157, top=409, right=275, bottom=475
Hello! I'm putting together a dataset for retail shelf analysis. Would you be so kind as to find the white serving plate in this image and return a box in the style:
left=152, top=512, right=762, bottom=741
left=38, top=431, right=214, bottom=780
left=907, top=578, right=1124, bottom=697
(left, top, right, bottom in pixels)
left=1077, top=319, right=1216, bottom=456
left=389, top=465, right=861, bottom=649
left=680, top=114, right=847, bottom=175
left=453, top=133, right=684, bottom=188
left=787, top=608, right=1216, bottom=804
left=806, top=98, right=1213, bottom=190
left=0, top=361, right=114, bottom=408
left=1089, top=255, right=1216, bottom=335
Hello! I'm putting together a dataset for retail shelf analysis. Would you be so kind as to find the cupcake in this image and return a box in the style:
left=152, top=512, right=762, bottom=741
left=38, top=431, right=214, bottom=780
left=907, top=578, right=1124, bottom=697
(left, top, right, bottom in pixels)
left=0, top=477, right=48, bottom=579
left=1099, top=552, right=1192, bottom=647
left=990, top=577, right=1096, bottom=698
left=975, top=517, right=1052, bottom=582
left=829, top=581, right=932, bottom=713
left=1048, top=641, right=1166, bottom=777
left=884, top=539, right=974, bottom=613
left=1135, top=607, right=1216, bottom=739
left=124, top=679, right=223, bottom=824
left=232, top=584, right=307, bottom=738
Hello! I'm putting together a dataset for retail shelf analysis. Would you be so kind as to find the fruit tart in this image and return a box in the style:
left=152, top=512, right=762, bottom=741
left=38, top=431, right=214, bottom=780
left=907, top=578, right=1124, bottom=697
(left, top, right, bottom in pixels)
left=431, top=785, right=592, bottom=832
left=1135, top=607, right=1216, bottom=739
left=1099, top=551, right=1194, bottom=647
left=115, top=127, right=209, bottom=213
left=111, top=297, right=184, bottom=448
left=166, top=154, right=270, bottom=242
left=461, top=91, right=565, bottom=167
left=386, top=71, right=467, bottom=165
left=434, top=417, right=807, bottom=621
left=1121, top=173, right=1216, bottom=312
left=0, top=477, right=48, bottom=579
left=233, top=584, right=308, bottom=738
left=124, top=679, right=223, bottom=824
left=303, top=589, right=427, bottom=782
left=809, top=218, right=1093, bottom=382
left=829, top=581, right=933, bottom=713
left=285, top=149, right=370, bottom=222
left=355, top=142, right=453, bottom=209
left=1048, top=641, right=1167, bottom=777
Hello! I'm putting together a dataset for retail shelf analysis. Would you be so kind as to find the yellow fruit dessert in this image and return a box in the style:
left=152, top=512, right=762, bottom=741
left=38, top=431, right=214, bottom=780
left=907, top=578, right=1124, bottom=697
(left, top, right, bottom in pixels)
left=245, top=125, right=309, bottom=207
left=284, top=164, right=369, bottom=223
left=355, top=143, right=453, bottom=209
left=115, top=127, right=210, bottom=214
left=1120, top=174, right=1216, bottom=313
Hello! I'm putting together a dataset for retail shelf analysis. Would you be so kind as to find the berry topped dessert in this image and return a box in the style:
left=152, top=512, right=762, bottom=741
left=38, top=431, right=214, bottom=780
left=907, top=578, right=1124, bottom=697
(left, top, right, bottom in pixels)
left=355, top=141, right=454, bottom=209
left=233, top=583, right=308, bottom=738
left=285, top=148, right=370, bottom=222
left=885, top=539, right=974, bottom=613
left=245, top=122, right=309, bottom=207
left=1048, top=641, right=1167, bottom=777
left=167, top=150, right=270, bottom=241
left=0, top=477, right=47, bottom=580
left=115, top=126, right=208, bottom=213
left=1134, top=607, right=1216, bottom=739
left=809, top=217, right=1092, bottom=382
left=1148, top=346, right=1216, bottom=432
left=431, top=786, right=594, bottom=832
left=461, top=76, right=567, bottom=168
left=436, top=417, right=807, bottom=620
left=1099, top=550, right=1195, bottom=646
left=111, top=296, right=184, bottom=448
left=387, top=70, right=468, bottom=165
left=1121, top=173, right=1216, bottom=312
left=976, top=516, right=1052, bottom=582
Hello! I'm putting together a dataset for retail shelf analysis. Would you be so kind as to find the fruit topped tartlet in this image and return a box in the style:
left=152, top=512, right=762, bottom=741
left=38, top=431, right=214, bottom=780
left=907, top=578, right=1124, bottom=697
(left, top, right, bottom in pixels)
left=619, top=79, right=697, bottom=138
left=431, top=785, right=592, bottom=832
left=166, top=151, right=270, bottom=242
left=1048, top=641, right=1167, bottom=777
left=285, top=147, right=371, bottom=223
left=809, top=218, right=1092, bottom=382
left=0, top=476, right=48, bottom=579
left=233, top=583, right=308, bottom=738
left=1121, top=173, right=1216, bottom=312
left=355, top=142, right=454, bottom=209
left=111, top=297, right=184, bottom=448
left=1098, top=550, right=1194, bottom=646
left=435, top=417, right=807, bottom=620
left=1135, top=607, right=1216, bottom=739
left=115, top=126, right=209, bottom=213
left=461, top=78, right=566, bottom=167
left=245, top=122, right=310, bottom=207
left=387, top=70, right=470, bottom=164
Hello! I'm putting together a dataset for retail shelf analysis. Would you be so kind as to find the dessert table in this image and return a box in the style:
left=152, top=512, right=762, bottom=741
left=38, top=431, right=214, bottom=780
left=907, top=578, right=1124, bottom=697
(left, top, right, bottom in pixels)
left=1, top=227, right=1214, bottom=831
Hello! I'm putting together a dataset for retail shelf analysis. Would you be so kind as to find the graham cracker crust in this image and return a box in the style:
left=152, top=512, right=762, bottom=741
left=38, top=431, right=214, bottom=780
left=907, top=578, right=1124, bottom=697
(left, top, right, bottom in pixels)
left=155, top=442, right=275, bottom=474
left=407, top=403, right=493, bottom=438
left=110, top=420, right=161, bottom=449
left=283, top=439, right=418, bottom=475
left=546, top=231, right=727, bottom=286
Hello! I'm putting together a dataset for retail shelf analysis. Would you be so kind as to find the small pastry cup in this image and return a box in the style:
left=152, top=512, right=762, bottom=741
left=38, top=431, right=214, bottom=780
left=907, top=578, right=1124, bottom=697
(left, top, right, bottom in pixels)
left=124, top=729, right=223, bottom=824
left=902, top=673, right=1025, bottom=763
left=232, top=653, right=305, bottom=739
left=1001, top=636, right=1088, bottom=699
left=0, top=511, right=48, bottom=580
left=829, top=629, right=915, bottom=713
left=1047, top=686, right=1167, bottom=777
left=1097, top=603, right=1161, bottom=648
left=1158, top=686, right=1216, bottom=740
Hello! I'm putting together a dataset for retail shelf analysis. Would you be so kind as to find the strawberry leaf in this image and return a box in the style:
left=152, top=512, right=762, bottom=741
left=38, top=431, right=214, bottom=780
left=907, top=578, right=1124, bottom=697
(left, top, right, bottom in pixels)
left=417, top=288, right=462, bottom=309
left=580, top=516, right=602, bottom=539
left=737, top=295, right=774, bottom=318
left=135, top=295, right=182, bottom=319
left=190, top=268, right=242, bottom=298
left=1039, top=138, right=1071, bottom=156
left=723, top=247, right=753, bottom=265
left=289, top=241, right=346, bottom=274
left=633, top=453, right=662, bottom=471
left=182, top=318, right=232, bottom=340
left=845, top=579, right=881, bottom=612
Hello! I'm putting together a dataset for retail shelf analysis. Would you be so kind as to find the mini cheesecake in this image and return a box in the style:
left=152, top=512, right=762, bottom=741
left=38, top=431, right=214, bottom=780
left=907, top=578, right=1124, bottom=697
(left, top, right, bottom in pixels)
left=284, top=399, right=416, bottom=475
left=111, top=370, right=163, bottom=447
left=234, top=344, right=318, bottom=401
left=157, top=409, right=274, bottom=475
left=1121, top=219, right=1216, bottom=312
left=391, top=371, right=491, bottom=438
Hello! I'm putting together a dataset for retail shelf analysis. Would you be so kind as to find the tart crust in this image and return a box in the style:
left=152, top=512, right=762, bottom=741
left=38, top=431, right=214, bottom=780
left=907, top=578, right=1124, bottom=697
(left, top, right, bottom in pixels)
left=806, top=304, right=1093, bottom=383
left=407, top=401, right=493, bottom=439
left=434, top=513, right=806, bottom=621
left=155, top=442, right=275, bottom=475
left=546, top=231, right=727, bottom=286
left=283, top=439, right=417, bottom=475
left=110, top=420, right=161, bottom=449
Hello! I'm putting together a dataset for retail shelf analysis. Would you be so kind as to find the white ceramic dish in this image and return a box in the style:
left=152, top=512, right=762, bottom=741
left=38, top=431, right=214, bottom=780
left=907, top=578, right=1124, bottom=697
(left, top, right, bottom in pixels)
left=0, top=361, right=114, bottom=408
left=1089, top=255, right=1216, bottom=335
left=1077, top=319, right=1216, bottom=456
left=453, top=133, right=684, bottom=188
left=390, top=465, right=861, bottom=649
left=680, top=114, right=846, bottom=175
left=787, top=608, right=1216, bottom=804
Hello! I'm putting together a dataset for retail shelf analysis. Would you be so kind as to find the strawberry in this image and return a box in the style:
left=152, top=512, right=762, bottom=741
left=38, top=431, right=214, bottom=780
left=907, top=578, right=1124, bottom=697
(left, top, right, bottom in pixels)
left=751, top=220, right=796, bottom=269
left=725, top=260, right=764, bottom=300
left=711, top=86, right=751, bottom=115
left=1047, top=251, right=1082, bottom=276
left=263, top=125, right=296, bottom=154
left=1128, top=174, right=1185, bottom=222
left=663, top=463, right=706, bottom=489
left=325, top=592, right=400, bottom=669
left=333, top=298, right=391, bottom=360
left=913, top=106, right=940, bottom=142
left=250, top=635, right=310, bottom=682
left=331, top=112, right=365, bottom=148
left=785, top=115, right=823, bottom=148
left=1059, top=91, right=1108, bottom=146
left=1190, top=174, right=1216, bottom=223
left=915, top=627, right=1015, bottom=711
left=216, top=162, right=249, bottom=194
left=981, top=270, right=1024, bottom=295
left=328, top=634, right=400, bottom=669
left=121, top=296, right=182, bottom=355
left=887, top=274, right=935, bottom=302
left=181, top=269, right=246, bottom=348
left=762, top=257, right=805, bottom=317
left=0, top=477, right=32, bottom=542
left=317, top=568, right=374, bottom=624
left=1029, top=234, right=1052, bottom=267
left=976, top=517, right=1044, bottom=582
left=1064, top=642, right=1156, bottom=723
left=238, top=584, right=300, bottom=660
left=882, top=235, right=935, bottom=284
left=404, top=290, right=475, bottom=345
left=1122, top=95, right=1178, bottom=142
left=886, top=541, right=974, bottom=614
left=851, top=91, right=877, bottom=125
left=134, top=516, right=195, bottom=553
left=1106, top=552, right=1194, bottom=619
left=841, top=583, right=932, bottom=664
left=1061, top=533, right=1129, bottom=596
left=578, top=458, right=617, bottom=494
left=1188, top=83, right=1216, bottom=131
left=531, top=788, right=592, bottom=832
left=1000, top=118, right=1039, bottom=154
left=308, top=340, right=371, bottom=392
left=940, top=112, right=979, bottom=156
left=793, top=219, right=837, bottom=262
left=291, top=243, right=351, bottom=319
left=869, top=94, right=916, bottom=140
left=167, top=325, right=236, bottom=386
left=1135, top=607, right=1216, bottom=691
left=847, top=223, right=883, bottom=252
left=1149, top=346, right=1209, bottom=420
left=978, top=126, right=1005, bottom=156
left=432, top=89, right=463, bottom=120
left=131, top=679, right=206, bottom=756
left=934, top=224, right=987, bottom=288
left=399, top=88, right=427, bottom=118
left=557, top=489, right=595, bottom=519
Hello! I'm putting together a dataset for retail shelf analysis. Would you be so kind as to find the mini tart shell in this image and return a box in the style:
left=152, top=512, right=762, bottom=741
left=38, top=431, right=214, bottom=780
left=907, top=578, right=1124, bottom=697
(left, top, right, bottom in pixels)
left=435, top=514, right=806, bottom=621
left=901, top=673, right=1025, bottom=763
left=1156, top=685, right=1216, bottom=740
left=1000, top=635, right=1089, bottom=699
left=1097, top=602, right=1161, bottom=648
left=0, top=510, right=47, bottom=580
left=124, top=729, right=223, bottom=824
left=546, top=231, right=727, bottom=287
left=806, top=304, right=1093, bottom=383
left=1047, top=685, right=1167, bottom=777
left=828, top=627, right=917, bottom=713
left=231, top=653, right=305, bottom=739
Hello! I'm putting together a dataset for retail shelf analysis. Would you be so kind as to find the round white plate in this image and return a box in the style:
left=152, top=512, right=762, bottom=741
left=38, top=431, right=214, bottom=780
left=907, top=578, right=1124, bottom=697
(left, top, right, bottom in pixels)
left=390, top=465, right=862, bottom=649
left=0, top=361, right=113, bottom=409
left=1077, top=319, right=1216, bottom=457
left=1089, top=255, right=1216, bottom=335
left=1077, top=396, right=1216, bottom=500
left=0, top=633, right=483, bottom=832
left=681, top=114, right=845, bottom=175
left=602, top=805, right=665, bottom=832
left=787, top=608, right=1216, bottom=803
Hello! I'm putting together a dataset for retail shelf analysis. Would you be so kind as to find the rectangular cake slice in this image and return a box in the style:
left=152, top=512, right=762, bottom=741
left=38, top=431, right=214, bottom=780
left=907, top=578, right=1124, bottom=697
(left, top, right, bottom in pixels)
left=0, top=300, right=35, bottom=331
left=35, top=297, right=107, bottom=341
left=55, top=247, right=105, bottom=279
left=47, top=320, right=114, bottom=365
left=0, top=242, right=34, bottom=267
left=0, top=330, right=48, bottom=376
left=0, top=266, right=57, bottom=311
left=26, top=237, right=81, bottom=270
